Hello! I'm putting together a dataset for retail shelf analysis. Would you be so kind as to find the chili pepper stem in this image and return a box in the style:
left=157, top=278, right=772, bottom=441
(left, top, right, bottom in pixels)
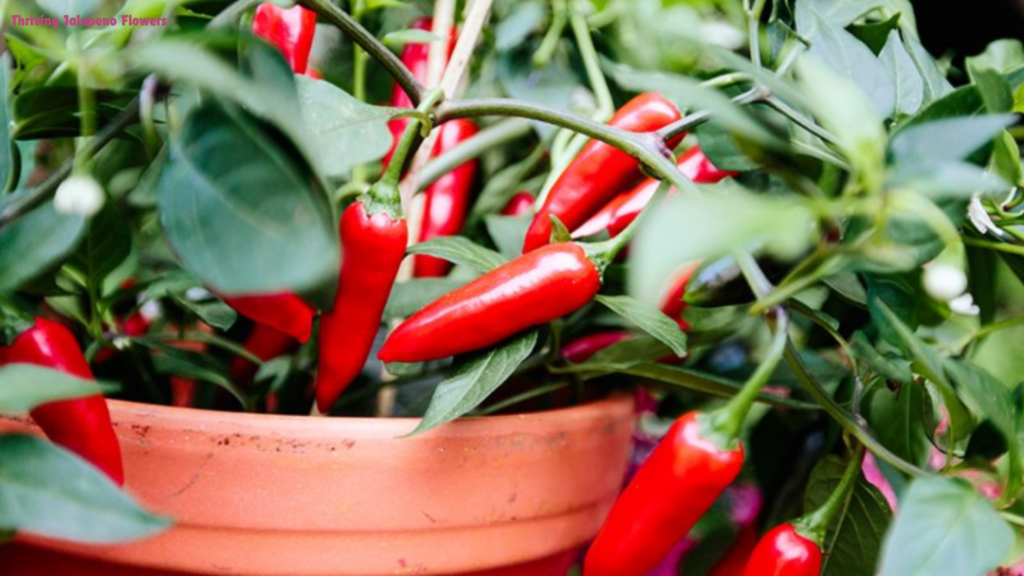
left=793, top=443, right=866, bottom=546
left=707, top=307, right=789, bottom=443
left=583, top=180, right=673, bottom=270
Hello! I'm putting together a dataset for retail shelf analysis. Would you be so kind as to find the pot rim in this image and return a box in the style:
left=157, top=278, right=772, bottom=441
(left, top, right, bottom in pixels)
left=102, top=393, right=634, bottom=439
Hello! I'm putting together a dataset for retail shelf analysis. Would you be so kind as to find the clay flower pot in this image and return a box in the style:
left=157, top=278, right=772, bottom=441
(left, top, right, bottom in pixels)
left=0, top=394, right=634, bottom=576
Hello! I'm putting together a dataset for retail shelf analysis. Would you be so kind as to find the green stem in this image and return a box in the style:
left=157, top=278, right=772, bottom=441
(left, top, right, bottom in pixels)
left=75, top=35, right=96, bottom=175
left=657, top=86, right=767, bottom=142
left=783, top=342, right=929, bottom=477
left=533, top=0, right=567, bottom=67
left=0, top=96, right=141, bottom=226
left=208, top=0, right=262, bottom=29
left=975, top=315, right=1024, bottom=340
left=418, top=119, right=533, bottom=189
left=569, top=2, right=613, bottom=116
left=370, top=88, right=445, bottom=209
left=963, top=236, right=1024, bottom=257
left=298, top=0, right=425, bottom=106
left=708, top=306, right=789, bottom=440
left=747, top=0, right=768, bottom=69
left=583, top=180, right=671, bottom=270
left=351, top=0, right=369, bottom=185
left=794, top=443, right=865, bottom=545
left=765, top=96, right=842, bottom=147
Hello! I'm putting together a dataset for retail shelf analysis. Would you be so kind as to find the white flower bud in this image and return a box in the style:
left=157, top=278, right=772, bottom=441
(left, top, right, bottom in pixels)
left=923, top=263, right=967, bottom=301
left=54, top=175, right=105, bottom=217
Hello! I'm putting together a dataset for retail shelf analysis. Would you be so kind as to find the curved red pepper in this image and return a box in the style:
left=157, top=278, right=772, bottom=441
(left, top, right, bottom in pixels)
left=252, top=3, right=317, bottom=75
left=574, top=146, right=737, bottom=240
left=707, top=525, right=759, bottom=576
left=315, top=200, right=408, bottom=412
left=501, top=192, right=535, bottom=216
left=230, top=324, right=296, bottom=386
left=0, top=318, right=124, bottom=485
left=741, top=523, right=822, bottom=576
left=659, top=261, right=701, bottom=331
left=523, top=93, right=683, bottom=253
left=561, top=331, right=631, bottom=363
left=584, top=411, right=744, bottom=576
left=414, top=118, right=480, bottom=277
left=222, top=294, right=314, bottom=344
left=378, top=242, right=602, bottom=363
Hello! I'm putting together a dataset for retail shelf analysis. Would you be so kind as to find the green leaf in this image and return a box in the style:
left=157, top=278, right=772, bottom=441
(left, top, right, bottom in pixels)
left=157, top=102, right=338, bottom=298
left=0, top=365, right=105, bottom=414
left=849, top=13, right=902, bottom=54
left=796, top=56, right=886, bottom=193
left=406, top=237, right=507, bottom=274
left=968, top=39, right=1024, bottom=75
left=825, top=273, right=868, bottom=305
left=610, top=64, right=780, bottom=145
left=68, top=201, right=131, bottom=292
left=630, top=185, right=815, bottom=304
left=965, top=242, right=998, bottom=324
left=384, top=278, right=468, bottom=321
left=294, top=75, right=393, bottom=177
left=495, top=0, right=545, bottom=52
left=804, top=455, right=894, bottom=576
left=889, top=115, right=1015, bottom=169
left=904, top=37, right=954, bottom=104
left=140, top=340, right=244, bottom=405
left=991, top=130, right=1023, bottom=187
left=0, top=435, right=170, bottom=542
left=945, top=361, right=1016, bottom=452
left=0, top=54, right=15, bottom=192
left=866, top=381, right=931, bottom=467
left=888, top=162, right=1008, bottom=200
left=795, top=0, right=886, bottom=39
left=809, top=12, right=896, bottom=118
left=484, top=214, right=532, bottom=260
left=967, top=65, right=1014, bottom=114
left=594, top=295, right=687, bottom=357
left=171, top=295, right=238, bottom=331
left=880, top=32, right=924, bottom=116
left=409, top=330, right=538, bottom=435
left=0, top=202, right=86, bottom=293
left=695, top=118, right=762, bottom=171
left=381, top=29, right=443, bottom=48
left=879, top=477, right=1013, bottom=576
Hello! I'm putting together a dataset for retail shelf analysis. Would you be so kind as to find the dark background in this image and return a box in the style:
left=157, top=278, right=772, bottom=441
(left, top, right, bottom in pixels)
left=913, top=0, right=1024, bottom=61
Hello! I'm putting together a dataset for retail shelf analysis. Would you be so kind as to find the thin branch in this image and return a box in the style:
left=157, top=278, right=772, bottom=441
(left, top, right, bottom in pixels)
left=418, top=119, right=533, bottom=189
left=298, top=0, right=425, bottom=106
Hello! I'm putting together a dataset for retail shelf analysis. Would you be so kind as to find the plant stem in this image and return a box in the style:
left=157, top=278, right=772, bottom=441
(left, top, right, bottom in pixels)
left=0, top=96, right=141, bottom=226
left=765, top=95, right=842, bottom=147
left=351, top=0, right=369, bottom=186
left=746, top=0, right=768, bottom=69
left=570, top=2, right=613, bottom=116
left=794, top=443, right=865, bottom=545
left=783, top=342, right=929, bottom=477
left=963, top=236, right=1024, bottom=257
left=975, top=314, right=1024, bottom=340
left=533, top=0, right=567, bottom=67
left=377, top=89, right=445, bottom=196
left=583, top=180, right=671, bottom=269
left=418, top=119, right=533, bottom=189
left=298, top=0, right=425, bottom=106
left=657, top=86, right=768, bottom=142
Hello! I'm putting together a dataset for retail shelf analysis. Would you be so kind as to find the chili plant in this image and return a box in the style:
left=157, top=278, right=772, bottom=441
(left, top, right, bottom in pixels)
left=2, top=0, right=1024, bottom=574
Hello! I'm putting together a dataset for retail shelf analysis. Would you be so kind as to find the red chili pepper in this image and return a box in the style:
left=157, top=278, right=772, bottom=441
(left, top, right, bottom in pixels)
left=741, top=523, right=821, bottom=576
left=315, top=200, right=408, bottom=412
left=414, top=118, right=480, bottom=278
left=584, top=411, right=744, bottom=576
left=523, top=93, right=683, bottom=253
left=379, top=242, right=602, bottom=363
left=561, top=331, right=631, bottom=363
left=659, top=261, right=701, bottom=331
left=574, top=146, right=736, bottom=240
left=230, top=324, right=296, bottom=386
left=501, top=192, right=535, bottom=216
left=707, top=525, right=759, bottom=576
left=0, top=318, right=124, bottom=485
left=222, top=294, right=314, bottom=344
left=252, top=3, right=317, bottom=75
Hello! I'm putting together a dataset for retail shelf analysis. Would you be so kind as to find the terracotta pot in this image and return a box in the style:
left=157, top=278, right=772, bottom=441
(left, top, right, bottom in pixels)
left=0, top=394, right=634, bottom=576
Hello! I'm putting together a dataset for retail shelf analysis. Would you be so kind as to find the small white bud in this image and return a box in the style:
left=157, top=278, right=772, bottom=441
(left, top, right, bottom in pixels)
left=923, top=263, right=968, bottom=301
left=185, top=287, right=213, bottom=301
left=967, top=195, right=1003, bottom=237
left=139, top=300, right=164, bottom=322
left=949, top=293, right=980, bottom=316
left=54, top=175, right=105, bottom=217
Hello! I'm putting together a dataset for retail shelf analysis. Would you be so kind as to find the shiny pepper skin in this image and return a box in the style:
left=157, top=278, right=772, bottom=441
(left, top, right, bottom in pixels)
left=574, top=146, right=737, bottom=239
left=501, top=192, right=535, bottom=216
left=523, top=92, right=682, bottom=253
left=252, top=3, right=317, bottom=75
left=742, top=524, right=822, bottom=576
left=222, top=294, right=314, bottom=344
left=0, top=318, right=124, bottom=485
left=584, top=411, right=744, bottom=576
left=315, top=201, right=408, bottom=412
left=659, top=261, right=701, bottom=330
left=379, top=243, right=601, bottom=363
left=414, top=118, right=480, bottom=277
